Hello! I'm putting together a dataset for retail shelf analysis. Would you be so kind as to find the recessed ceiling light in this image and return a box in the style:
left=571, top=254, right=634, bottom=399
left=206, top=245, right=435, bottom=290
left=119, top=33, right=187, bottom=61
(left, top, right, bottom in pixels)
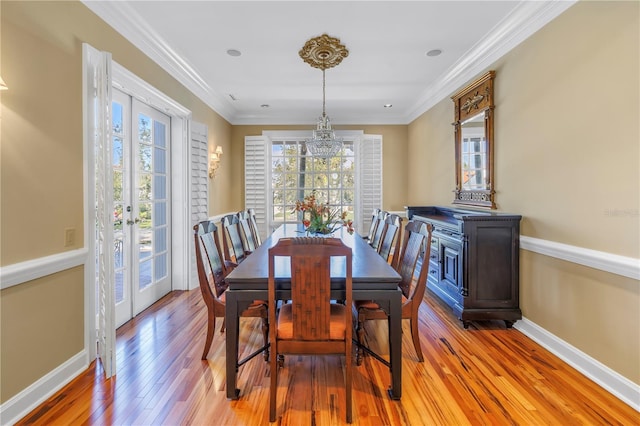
left=226, top=49, right=242, bottom=57
left=384, top=104, right=393, bottom=108
left=426, top=49, right=442, bottom=57
left=261, top=104, right=270, bottom=108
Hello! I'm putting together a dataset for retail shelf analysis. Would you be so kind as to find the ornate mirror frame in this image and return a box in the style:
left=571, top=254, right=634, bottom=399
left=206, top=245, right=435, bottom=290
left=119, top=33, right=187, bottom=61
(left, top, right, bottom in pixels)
left=452, top=70, right=496, bottom=209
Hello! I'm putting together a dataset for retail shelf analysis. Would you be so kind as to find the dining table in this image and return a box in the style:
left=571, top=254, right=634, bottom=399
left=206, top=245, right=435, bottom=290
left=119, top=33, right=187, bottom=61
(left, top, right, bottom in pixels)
left=224, top=223, right=403, bottom=400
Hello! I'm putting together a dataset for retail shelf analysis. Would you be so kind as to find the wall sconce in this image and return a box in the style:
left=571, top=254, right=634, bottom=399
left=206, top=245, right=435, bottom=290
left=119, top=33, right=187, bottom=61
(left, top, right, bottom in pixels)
left=209, top=146, right=223, bottom=179
left=0, top=76, right=8, bottom=91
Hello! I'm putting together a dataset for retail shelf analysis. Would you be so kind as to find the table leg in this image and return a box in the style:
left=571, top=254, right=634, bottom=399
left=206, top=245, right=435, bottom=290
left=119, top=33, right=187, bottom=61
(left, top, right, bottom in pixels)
left=225, top=291, right=240, bottom=400
left=388, top=290, right=402, bottom=399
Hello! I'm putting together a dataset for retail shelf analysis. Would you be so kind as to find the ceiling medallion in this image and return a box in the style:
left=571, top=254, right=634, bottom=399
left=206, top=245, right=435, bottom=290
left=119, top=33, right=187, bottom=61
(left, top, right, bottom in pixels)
left=299, top=34, right=349, bottom=158
left=299, top=34, right=349, bottom=70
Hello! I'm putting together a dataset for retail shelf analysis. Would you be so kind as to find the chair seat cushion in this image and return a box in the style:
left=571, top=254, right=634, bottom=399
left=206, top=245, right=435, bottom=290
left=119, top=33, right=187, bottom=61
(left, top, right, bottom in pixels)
left=354, top=295, right=408, bottom=311
left=277, top=303, right=346, bottom=340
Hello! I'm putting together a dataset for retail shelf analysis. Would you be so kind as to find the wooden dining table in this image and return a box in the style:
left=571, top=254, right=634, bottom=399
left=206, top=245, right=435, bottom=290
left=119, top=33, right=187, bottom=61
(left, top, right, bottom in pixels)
left=224, top=223, right=403, bottom=400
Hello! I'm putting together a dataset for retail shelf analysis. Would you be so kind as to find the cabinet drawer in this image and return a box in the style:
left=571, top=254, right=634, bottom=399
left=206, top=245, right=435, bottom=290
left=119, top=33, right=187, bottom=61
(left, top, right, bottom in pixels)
left=427, top=261, right=439, bottom=285
left=430, top=235, right=439, bottom=250
left=428, top=246, right=439, bottom=264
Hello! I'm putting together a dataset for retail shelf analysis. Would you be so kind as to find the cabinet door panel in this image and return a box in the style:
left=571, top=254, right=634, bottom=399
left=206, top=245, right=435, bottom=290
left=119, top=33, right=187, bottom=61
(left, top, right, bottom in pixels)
left=439, top=237, right=463, bottom=301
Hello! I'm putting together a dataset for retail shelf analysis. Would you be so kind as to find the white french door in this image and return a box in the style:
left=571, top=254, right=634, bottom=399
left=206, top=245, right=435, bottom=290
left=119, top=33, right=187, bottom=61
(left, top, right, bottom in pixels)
left=113, top=89, right=172, bottom=327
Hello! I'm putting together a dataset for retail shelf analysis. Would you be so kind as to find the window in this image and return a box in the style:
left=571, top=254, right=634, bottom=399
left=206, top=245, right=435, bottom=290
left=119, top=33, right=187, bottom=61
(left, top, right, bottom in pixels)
left=245, top=131, right=382, bottom=238
left=271, top=139, right=355, bottom=225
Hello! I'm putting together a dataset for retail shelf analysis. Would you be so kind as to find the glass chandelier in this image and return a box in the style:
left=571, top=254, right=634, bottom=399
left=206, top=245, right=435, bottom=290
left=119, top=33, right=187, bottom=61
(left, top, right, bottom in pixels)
left=299, top=34, right=349, bottom=159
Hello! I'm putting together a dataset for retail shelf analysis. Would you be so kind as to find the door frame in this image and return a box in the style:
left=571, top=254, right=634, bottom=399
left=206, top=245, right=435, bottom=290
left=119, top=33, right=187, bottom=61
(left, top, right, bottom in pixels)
left=84, top=60, right=192, bottom=364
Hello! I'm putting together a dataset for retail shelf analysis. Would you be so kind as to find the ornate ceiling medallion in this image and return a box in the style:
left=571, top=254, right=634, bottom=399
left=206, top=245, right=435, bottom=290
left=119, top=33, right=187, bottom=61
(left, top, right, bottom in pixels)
left=299, top=34, right=349, bottom=70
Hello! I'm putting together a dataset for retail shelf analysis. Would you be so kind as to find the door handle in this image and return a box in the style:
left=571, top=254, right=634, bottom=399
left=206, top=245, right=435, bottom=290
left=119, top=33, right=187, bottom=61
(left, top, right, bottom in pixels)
left=126, top=218, right=141, bottom=225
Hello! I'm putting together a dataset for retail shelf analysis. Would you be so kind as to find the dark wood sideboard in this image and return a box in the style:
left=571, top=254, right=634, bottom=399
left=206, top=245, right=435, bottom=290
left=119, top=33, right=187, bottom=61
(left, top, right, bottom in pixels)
left=405, top=206, right=522, bottom=328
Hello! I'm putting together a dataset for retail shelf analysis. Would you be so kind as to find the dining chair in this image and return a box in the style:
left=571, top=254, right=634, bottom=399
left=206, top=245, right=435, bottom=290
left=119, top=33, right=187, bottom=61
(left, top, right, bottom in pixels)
left=369, top=210, right=389, bottom=252
left=364, top=208, right=381, bottom=243
left=268, top=237, right=353, bottom=423
left=246, top=208, right=262, bottom=246
left=221, top=214, right=248, bottom=263
left=194, top=220, right=268, bottom=360
left=354, top=220, right=432, bottom=365
left=378, top=214, right=403, bottom=269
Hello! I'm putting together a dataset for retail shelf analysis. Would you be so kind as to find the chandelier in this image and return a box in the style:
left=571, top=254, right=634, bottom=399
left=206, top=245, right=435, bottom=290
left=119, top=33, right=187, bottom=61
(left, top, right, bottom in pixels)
left=299, top=34, right=349, bottom=158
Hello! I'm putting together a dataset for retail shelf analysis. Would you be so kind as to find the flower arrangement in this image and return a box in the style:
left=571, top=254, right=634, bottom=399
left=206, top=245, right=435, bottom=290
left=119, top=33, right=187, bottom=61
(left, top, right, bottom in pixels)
left=293, top=190, right=354, bottom=235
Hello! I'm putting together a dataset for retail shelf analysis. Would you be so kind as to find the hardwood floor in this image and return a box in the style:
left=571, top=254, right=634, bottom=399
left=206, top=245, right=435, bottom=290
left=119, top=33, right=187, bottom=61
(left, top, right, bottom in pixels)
left=17, top=289, right=637, bottom=425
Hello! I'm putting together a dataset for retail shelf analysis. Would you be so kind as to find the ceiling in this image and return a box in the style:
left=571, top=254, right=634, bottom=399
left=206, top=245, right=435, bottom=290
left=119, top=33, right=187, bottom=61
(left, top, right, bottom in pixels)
left=83, top=1, right=574, bottom=125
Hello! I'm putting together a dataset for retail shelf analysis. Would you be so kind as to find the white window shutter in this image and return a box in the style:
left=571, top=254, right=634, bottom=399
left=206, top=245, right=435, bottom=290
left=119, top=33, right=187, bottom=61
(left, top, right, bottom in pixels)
left=189, top=121, right=208, bottom=289
left=83, top=43, right=115, bottom=379
left=244, top=136, right=269, bottom=238
left=356, top=135, right=383, bottom=236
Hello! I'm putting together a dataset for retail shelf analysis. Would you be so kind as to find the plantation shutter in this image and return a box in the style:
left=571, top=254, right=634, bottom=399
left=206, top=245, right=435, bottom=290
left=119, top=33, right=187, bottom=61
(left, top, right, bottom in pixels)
left=244, top=136, right=269, bottom=238
left=189, top=122, right=208, bottom=289
left=356, top=135, right=383, bottom=236
left=83, top=43, right=115, bottom=378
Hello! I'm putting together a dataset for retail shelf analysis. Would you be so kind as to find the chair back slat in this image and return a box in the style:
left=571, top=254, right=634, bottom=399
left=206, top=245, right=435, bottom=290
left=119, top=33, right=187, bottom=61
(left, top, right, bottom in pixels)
left=194, top=221, right=227, bottom=299
left=378, top=214, right=403, bottom=267
left=239, top=217, right=257, bottom=252
left=221, top=214, right=247, bottom=263
left=290, top=255, right=332, bottom=340
left=396, top=220, right=432, bottom=300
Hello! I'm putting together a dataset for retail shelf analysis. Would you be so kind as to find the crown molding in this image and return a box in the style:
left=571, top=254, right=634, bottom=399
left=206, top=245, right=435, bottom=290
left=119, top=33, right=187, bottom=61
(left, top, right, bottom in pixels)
left=83, top=0, right=576, bottom=126
left=82, top=1, right=236, bottom=122
left=405, top=0, right=577, bottom=123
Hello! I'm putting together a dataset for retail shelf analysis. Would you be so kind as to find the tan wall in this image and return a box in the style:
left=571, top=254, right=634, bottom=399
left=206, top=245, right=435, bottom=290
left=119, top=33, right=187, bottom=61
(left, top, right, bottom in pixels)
left=408, top=1, right=639, bottom=383
left=230, top=125, right=408, bottom=214
left=0, top=1, right=231, bottom=402
left=0, top=267, right=85, bottom=401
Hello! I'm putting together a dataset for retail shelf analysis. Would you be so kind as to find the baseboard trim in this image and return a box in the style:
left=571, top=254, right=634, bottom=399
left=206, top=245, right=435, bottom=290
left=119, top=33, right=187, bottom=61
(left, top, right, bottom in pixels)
left=514, top=317, right=640, bottom=411
left=520, top=236, right=639, bottom=280
left=0, top=351, right=89, bottom=426
left=0, top=249, right=88, bottom=290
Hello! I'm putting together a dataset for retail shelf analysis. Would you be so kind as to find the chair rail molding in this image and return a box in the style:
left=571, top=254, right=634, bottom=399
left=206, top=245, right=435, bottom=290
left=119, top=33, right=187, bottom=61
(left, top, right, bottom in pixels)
left=520, top=236, right=640, bottom=281
left=0, top=248, right=88, bottom=290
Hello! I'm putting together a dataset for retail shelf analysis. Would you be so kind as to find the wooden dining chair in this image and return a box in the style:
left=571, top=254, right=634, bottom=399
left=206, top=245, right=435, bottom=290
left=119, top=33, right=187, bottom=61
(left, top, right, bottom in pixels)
left=221, top=214, right=248, bottom=263
left=378, top=214, right=403, bottom=268
left=246, top=208, right=262, bottom=246
left=238, top=215, right=258, bottom=253
left=268, top=237, right=353, bottom=423
left=364, top=208, right=381, bottom=243
left=354, top=220, right=432, bottom=365
left=194, top=221, right=268, bottom=360
left=369, top=210, right=388, bottom=252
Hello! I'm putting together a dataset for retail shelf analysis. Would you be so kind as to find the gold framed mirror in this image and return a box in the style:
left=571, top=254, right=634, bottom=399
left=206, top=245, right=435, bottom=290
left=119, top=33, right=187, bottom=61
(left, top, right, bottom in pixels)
left=452, top=70, right=495, bottom=209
